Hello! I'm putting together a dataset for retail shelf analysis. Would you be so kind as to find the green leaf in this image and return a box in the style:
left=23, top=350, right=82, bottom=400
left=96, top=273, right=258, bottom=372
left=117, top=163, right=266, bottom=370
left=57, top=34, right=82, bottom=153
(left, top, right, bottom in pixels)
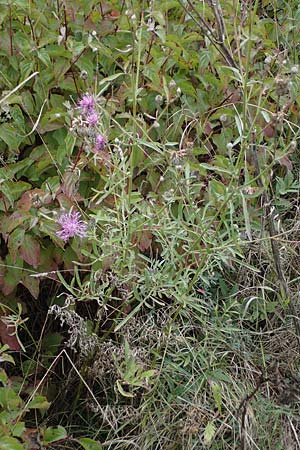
left=0, top=353, right=15, bottom=365
left=0, top=159, right=33, bottom=182
left=1, top=181, right=31, bottom=207
left=78, top=438, right=103, bottom=450
left=12, top=421, right=26, bottom=438
left=212, top=383, right=222, bottom=414
left=43, top=425, right=67, bottom=444
left=0, top=123, right=24, bottom=149
left=98, top=72, right=124, bottom=87
left=37, top=48, right=51, bottom=66
left=0, top=368, right=8, bottom=384
left=2, top=266, right=21, bottom=296
left=27, top=395, right=50, bottom=410
left=0, top=387, right=22, bottom=410
left=0, top=436, right=25, bottom=450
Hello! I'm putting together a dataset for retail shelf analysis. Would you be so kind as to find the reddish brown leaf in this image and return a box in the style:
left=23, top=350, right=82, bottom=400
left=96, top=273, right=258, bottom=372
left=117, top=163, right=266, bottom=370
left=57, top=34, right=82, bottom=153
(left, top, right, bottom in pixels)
left=19, top=235, right=41, bottom=268
left=0, top=211, right=30, bottom=236
left=18, top=189, right=51, bottom=211
left=278, top=155, right=293, bottom=170
left=291, top=103, right=299, bottom=115
left=17, top=190, right=33, bottom=211
left=61, top=171, right=79, bottom=199
left=203, top=121, right=213, bottom=136
left=55, top=193, right=74, bottom=210
left=263, top=123, right=276, bottom=138
left=134, top=229, right=153, bottom=252
left=8, top=228, right=25, bottom=264
left=110, top=10, right=120, bottom=18
left=67, top=8, right=75, bottom=22
left=22, top=274, right=40, bottom=299
left=0, top=313, right=20, bottom=351
left=230, top=90, right=241, bottom=104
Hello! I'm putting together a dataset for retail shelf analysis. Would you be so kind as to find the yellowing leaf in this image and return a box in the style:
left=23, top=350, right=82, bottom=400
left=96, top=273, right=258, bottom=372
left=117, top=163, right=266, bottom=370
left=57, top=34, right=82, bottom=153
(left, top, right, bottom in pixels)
left=204, top=421, right=216, bottom=446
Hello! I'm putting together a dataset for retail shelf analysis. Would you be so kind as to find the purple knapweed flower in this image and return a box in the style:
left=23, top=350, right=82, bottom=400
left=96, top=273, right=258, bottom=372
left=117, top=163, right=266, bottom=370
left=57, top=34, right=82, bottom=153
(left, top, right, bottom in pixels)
left=86, top=111, right=99, bottom=126
left=56, top=210, right=87, bottom=242
left=78, top=94, right=95, bottom=113
left=94, top=134, right=107, bottom=152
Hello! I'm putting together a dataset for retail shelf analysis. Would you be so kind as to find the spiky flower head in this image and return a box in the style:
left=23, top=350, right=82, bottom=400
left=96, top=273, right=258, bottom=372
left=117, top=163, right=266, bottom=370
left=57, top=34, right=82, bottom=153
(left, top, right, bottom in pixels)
left=56, top=210, right=87, bottom=242
left=78, top=94, right=95, bottom=113
left=86, top=111, right=99, bottom=126
left=94, top=134, right=107, bottom=152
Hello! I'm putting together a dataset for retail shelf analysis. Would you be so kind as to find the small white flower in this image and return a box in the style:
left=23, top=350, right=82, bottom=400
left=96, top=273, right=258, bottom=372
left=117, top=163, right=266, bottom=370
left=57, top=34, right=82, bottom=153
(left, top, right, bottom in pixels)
left=291, top=65, right=298, bottom=75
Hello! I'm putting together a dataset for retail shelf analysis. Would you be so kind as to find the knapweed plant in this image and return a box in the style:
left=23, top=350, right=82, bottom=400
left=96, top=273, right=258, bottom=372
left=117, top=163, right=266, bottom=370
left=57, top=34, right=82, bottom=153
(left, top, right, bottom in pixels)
left=1, top=1, right=300, bottom=449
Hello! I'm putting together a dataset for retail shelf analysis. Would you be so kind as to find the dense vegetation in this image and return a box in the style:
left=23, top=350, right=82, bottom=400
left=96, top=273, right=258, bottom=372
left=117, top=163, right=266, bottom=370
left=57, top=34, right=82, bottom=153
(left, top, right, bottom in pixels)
left=1, top=1, right=300, bottom=449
